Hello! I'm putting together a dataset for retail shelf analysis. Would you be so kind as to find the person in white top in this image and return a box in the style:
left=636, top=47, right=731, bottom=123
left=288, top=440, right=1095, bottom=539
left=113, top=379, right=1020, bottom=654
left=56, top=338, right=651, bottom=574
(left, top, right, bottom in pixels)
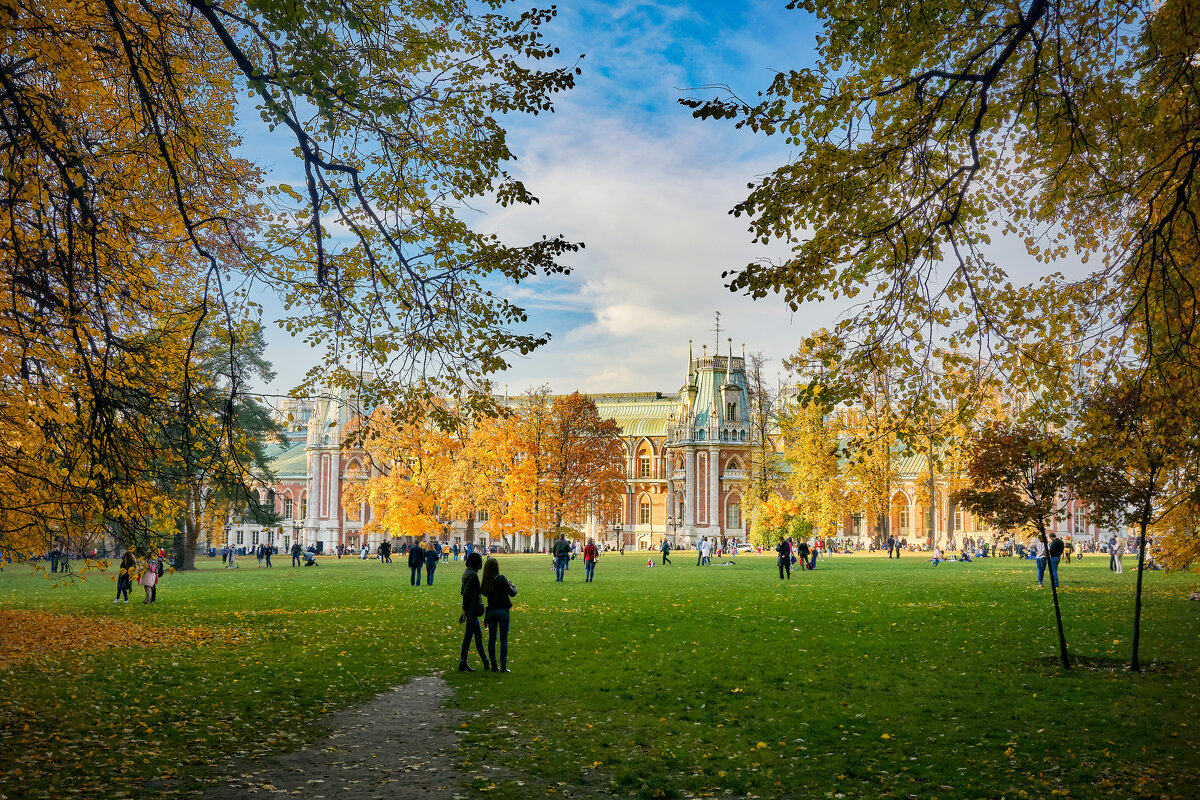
left=1031, top=537, right=1048, bottom=586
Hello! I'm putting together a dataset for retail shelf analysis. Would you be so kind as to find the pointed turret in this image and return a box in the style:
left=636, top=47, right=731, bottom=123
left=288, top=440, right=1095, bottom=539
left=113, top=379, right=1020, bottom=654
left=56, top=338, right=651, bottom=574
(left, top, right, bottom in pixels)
left=683, top=339, right=699, bottom=411
left=721, top=338, right=740, bottom=420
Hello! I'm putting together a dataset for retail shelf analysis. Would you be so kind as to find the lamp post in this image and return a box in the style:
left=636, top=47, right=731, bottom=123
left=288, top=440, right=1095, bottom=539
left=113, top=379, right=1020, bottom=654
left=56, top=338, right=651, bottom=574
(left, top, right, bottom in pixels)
left=292, top=520, right=300, bottom=553
left=612, top=523, right=623, bottom=553
left=668, top=515, right=680, bottom=550
left=224, top=526, right=236, bottom=569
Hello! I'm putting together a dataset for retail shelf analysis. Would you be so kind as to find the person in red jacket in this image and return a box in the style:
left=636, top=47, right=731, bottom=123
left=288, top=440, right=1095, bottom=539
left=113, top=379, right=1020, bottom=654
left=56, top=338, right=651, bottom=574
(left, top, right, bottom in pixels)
left=583, top=539, right=599, bottom=582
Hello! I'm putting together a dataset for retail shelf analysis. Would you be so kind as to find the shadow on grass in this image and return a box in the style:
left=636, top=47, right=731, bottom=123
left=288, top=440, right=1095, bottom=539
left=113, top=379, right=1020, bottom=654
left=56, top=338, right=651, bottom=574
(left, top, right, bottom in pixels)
left=1037, top=654, right=1178, bottom=673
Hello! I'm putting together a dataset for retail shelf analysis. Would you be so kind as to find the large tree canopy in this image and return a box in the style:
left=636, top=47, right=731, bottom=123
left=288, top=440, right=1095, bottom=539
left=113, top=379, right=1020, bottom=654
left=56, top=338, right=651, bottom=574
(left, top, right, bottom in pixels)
left=685, top=0, right=1198, bottom=419
left=0, top=0, right=579, bottom=559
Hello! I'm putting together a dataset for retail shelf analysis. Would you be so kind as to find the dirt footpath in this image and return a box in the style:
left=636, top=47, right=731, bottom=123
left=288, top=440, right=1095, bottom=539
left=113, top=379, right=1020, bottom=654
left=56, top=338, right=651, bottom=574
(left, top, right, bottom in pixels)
left=203, top=675, right=464, bottom=799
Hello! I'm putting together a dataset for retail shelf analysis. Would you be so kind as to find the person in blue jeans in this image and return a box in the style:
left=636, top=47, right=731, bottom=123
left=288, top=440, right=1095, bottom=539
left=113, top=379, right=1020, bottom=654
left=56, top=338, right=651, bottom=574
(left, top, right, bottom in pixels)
left=408, top=541, right=425, bottom=585
left=583, top=539, right=598, bottom=582
left=551, top=534, right=571, bottom=581
left=481, top=556, right=518, bottom=672
left=1032, top=537, right=1048, bottom=586
left=425, top=541, right=439, bottom=585
left=1047, top=532, right=1064, bottom=588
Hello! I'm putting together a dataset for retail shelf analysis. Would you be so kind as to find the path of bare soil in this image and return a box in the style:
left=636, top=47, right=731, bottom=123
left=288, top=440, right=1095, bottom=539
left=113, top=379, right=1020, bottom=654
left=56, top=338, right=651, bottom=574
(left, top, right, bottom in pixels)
left=201, top=675, right=469, bottom=800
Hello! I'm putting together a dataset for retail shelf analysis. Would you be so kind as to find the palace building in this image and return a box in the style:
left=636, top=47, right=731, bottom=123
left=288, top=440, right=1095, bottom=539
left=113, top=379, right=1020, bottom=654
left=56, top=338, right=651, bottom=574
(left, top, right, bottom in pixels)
left=227, top=340, right=1112, bottom=554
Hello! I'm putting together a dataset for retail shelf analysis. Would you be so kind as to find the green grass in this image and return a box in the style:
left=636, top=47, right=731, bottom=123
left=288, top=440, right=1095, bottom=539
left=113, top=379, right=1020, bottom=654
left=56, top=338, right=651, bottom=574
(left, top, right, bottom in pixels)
left=1, top=552, right=1197, bottom=799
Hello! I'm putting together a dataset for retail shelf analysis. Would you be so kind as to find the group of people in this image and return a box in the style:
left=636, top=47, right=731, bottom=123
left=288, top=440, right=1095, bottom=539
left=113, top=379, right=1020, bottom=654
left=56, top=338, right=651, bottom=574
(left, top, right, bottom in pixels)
left=405, top=540, right=445, bottom=585
left=113, top=549, right=165, bottom=604
left=549, top=534, right=601, bottom=581
left=774, top=537, right=820, bottom=578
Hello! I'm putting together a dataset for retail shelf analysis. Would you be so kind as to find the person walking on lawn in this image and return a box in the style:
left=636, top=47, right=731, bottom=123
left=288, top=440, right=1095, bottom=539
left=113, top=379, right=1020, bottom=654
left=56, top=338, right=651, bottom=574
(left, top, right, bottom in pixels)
left=425, top=540, right=440, bottom=585
left=552, top=533, right=571, bottom=582
left=408, top=540, right=425, bottom=586
left=583, top=539, right=599, bottom=582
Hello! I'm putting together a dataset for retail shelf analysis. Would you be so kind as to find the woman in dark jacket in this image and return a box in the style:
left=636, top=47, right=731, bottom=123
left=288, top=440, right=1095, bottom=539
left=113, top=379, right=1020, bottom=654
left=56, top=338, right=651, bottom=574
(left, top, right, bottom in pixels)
left=113, top=550, right=136, bottom=603
left=458, top=552, right=489, bottom=672
left=481, top=557, right=518, bottom=672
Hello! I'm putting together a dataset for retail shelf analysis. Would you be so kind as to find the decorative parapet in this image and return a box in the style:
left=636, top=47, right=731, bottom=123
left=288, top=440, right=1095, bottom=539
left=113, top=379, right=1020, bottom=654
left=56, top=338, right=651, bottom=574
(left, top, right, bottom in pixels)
left=667, top=422, right=750, bottom=445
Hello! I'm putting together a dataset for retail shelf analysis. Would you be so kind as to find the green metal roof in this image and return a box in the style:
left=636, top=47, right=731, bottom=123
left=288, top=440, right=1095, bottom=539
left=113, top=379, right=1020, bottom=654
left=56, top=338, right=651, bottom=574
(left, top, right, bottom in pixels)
left=593, top=396, right=678, bottom=438
left=266, top=434, right=309, bottom=478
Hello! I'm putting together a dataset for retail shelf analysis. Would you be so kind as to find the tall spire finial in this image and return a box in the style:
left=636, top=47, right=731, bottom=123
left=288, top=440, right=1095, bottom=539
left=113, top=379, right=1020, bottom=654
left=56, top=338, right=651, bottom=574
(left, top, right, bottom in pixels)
left=688, top=339, right=693, bottom=375
left=728, top=337, right=733, bottom=361
left=713, top=311, right=722, bottom=351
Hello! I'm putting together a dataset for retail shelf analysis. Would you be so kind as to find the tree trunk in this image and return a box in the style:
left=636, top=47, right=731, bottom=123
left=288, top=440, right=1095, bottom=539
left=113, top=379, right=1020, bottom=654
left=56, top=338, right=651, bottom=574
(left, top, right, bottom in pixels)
left=173, top=490, right=202, bottom=570
left=1040, top=529, right=1071, bottom=669
left=1131, top=518, right=1149, bottom=672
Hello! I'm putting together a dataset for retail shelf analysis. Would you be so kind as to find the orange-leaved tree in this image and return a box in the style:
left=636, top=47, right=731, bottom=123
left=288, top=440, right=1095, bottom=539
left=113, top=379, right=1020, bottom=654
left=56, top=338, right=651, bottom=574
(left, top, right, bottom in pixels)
left=539, top=392, right=626, bottom=539
left=343, top=405, right=456, bottom=543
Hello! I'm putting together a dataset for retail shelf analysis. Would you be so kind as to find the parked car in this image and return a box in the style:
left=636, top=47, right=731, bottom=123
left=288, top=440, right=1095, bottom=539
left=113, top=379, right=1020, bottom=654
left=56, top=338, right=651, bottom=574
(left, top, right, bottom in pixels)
left=735, top=543, right=754, bottom=553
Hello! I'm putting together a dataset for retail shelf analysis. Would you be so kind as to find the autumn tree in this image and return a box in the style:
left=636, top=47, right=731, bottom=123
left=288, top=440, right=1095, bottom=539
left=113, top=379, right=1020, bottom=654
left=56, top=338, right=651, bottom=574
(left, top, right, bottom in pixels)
left=501, top=387, right=555, bottom=550
left=2, top=0, right=580, bottom=562
left=684, top=0, right=1198, bottom=428
left=955, top=424, right=1073, bottom=669
left=742, top=351, right=786, bottom=521
left=344, top=404, right=457, bottom=543
left=781, top=332, right=848, bottom=542
left=748, top=493, right=799, bottom=551
left=538, top=392, right=625, bottom=538
left=1071, top=374, right=1200, bottom=671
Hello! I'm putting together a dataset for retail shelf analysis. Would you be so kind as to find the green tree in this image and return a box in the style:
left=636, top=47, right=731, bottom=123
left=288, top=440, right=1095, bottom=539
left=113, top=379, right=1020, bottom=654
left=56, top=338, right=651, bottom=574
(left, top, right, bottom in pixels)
left=163, top=322, right=286, bottom=571
left=684, top=0, right=1197, bottom=416
left=2, top=0, right=579, bottom=559
left=955, top=423, right=1073, bottom=668
left=1071, top=373, right=1200, bottom=671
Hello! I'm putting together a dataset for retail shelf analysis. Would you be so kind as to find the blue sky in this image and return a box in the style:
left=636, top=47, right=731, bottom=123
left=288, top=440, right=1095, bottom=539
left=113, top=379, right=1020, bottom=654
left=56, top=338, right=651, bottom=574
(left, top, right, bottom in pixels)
left=254, top=2, right=837, bottom=396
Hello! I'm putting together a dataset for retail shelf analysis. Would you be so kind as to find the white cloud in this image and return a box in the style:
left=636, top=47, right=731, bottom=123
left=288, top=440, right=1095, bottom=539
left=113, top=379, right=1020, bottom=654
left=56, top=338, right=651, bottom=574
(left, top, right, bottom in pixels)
left=471, top=114, right=831, bottom=394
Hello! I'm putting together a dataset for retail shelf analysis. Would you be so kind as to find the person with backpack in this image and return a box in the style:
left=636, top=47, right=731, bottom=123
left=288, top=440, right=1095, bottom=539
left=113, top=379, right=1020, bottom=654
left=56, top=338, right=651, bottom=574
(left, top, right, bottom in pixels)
left=795, top=538, right=811, bottom=571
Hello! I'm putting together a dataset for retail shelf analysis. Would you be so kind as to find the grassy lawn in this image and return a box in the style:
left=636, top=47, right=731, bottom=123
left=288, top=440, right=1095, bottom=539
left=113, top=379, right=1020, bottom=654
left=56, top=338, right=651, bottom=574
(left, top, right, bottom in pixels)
left=1, top=551, right=1197, bottom=799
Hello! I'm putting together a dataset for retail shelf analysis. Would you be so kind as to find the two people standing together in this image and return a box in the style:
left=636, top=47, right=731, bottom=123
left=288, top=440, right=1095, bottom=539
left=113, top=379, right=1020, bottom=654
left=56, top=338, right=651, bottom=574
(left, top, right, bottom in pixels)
left=459, top=552, right=518, bottom=673
left=407, top=540, right=442, bottom=586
